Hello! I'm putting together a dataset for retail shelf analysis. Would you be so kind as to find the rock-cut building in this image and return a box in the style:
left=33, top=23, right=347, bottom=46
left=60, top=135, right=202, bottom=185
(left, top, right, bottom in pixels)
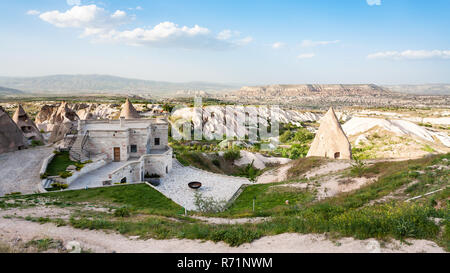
left=0, top=106, right=27, bottom=154
left=307, top=107, right=352, bottom=160
left=12, top=105, right=44, bottom=143
left=69, top=99, right=172, bottom=182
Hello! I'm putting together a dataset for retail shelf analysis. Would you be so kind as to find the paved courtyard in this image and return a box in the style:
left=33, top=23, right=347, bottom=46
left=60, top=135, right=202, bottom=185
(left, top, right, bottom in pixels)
left=0, top=147, right=53, bottom=196
left=156, top=160, right=250, bottom=211
left=68, top=161, right=131, bottom=190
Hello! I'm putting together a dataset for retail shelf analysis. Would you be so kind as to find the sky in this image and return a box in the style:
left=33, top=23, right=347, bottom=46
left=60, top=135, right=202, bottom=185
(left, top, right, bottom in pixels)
left=0, top=0, right=449, bottom=85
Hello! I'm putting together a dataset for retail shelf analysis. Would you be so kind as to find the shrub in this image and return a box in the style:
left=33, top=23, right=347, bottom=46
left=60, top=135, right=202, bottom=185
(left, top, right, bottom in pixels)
left=194, top=193, right=227, bottom=213
left=31, top=140, right=44, bottom=147
left=40, top=173, right=49, bottom=179
left=114, top=207, right=131, bottom=218
left=350, top=157, right=367, bottom=177
left=51, top=183, right=68, bottom=190
left=145, top=173, right=160, bottom=179
left=224, top=150, right=241, bottom=161
left=237, top=161, right=261, bottom=181
left=212, top=159, right=221, bottom=167
left=58, top=171, right=73, bottom=179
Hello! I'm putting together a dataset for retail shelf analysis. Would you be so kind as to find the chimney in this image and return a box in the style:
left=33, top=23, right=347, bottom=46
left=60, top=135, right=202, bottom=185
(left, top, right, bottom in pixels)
left=120, top=116, right=125, bottom=127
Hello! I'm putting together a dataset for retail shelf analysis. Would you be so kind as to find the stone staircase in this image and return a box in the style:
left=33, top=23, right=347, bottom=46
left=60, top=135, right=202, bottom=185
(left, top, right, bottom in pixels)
left=70, top=133, right=90, bottom=162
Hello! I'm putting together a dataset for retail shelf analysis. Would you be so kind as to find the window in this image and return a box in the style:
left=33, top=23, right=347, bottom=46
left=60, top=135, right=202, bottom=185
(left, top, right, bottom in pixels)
left=130, top=145, right=137, bottom=153
left=334, top=152, right=341, bottom=159
left=154, top=138, right=160, bottom=146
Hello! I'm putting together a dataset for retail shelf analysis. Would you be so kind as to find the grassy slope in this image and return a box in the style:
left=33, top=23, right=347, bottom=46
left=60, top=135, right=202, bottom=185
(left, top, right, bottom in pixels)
left=2, top=154, right=449, bottom=249
left=45, top=152, right=78, bottom=176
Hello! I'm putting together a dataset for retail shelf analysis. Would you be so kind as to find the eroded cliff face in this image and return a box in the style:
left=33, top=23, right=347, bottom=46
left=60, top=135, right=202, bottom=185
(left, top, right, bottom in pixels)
left=220, top=84, right=449, bottom=108
left=234, top=84, right=389, bottom=97
left=35, top=103, right=121, bottom=132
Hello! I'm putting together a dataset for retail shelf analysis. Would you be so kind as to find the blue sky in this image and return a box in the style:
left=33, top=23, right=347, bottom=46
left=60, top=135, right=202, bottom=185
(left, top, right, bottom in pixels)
left=0, top=0, right=449, bottom=85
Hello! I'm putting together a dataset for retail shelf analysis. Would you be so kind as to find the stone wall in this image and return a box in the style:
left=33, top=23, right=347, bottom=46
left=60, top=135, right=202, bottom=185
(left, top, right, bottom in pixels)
left=40, top=153, right=55, bottom=176
left=150, top=124, right=169, bottom=150
left=110, top=161, right=141, bottom=184
left=142, top=149, right=173, bottom=177
left=86, top=130, right=130, bottom=161
left=128, top=127, right=150, bottom=158
left=108, top=148, right=173, bottom=183
left=66, top=154, right=109, bottom=185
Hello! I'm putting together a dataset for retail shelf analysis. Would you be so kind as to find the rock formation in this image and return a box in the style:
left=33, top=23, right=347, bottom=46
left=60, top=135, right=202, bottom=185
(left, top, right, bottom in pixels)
left=35, top=105, right=57, bottom=124
left=0, top=106, right=27, bottom=154
left=120, top=99, right=141, bottom=119
left=35, top=102, right=79, bottom=133
left=307, top=107, right=352, bottom=160
left=12, top=105, right=43, bottom=142
left=47, top=102, right=79, bottom=143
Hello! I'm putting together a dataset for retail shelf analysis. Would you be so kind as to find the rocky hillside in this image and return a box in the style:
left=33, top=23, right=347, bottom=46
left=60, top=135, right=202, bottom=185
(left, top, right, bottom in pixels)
left=219, top=84, right=449, bottom=108
left=0, top=75, right=238, bottom=96
left=231, top=84, right=390, bottom=97
left=384, top=84, right=450, bottom=95
left=0, top=86, right=24, bottom=96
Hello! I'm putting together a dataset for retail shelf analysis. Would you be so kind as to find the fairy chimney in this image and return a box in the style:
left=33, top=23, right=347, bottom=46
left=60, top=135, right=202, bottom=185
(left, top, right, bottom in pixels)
left=120, top=99, right=140, bottom=119
left=13, top=105, right=43, bottom=142
left=0, top=106, right=27, bottom=154
left=306, top=107, right=352, bottom=160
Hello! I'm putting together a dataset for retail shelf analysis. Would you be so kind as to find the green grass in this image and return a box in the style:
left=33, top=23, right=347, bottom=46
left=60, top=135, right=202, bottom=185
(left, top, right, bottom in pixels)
left=25, top=238, right=63, bottom=252
left=6, top=153, right=449, bottom=249
left=24, top=184, right=184, bottom=217
left=46, top=152, right=78, bottom=176
left=217, top=182, right=315, bottom=217
left=287, top=157, right=326, bottom=179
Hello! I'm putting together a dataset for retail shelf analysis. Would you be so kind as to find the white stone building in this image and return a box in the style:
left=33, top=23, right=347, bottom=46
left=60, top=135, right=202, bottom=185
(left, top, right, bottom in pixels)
left=72, top=117, right=173, bottom=182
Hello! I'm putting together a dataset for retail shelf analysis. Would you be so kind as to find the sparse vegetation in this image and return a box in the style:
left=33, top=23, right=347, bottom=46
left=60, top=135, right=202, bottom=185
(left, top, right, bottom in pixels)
left=46, top=151, right=78, bottom=176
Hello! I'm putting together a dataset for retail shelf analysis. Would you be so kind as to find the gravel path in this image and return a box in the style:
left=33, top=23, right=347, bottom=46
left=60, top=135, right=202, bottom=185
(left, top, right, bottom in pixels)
left=0, top=147, right=53, bottom=196
left=156, top=160, right=250, bottom=211
left=0, top=217, right=444, bottom=253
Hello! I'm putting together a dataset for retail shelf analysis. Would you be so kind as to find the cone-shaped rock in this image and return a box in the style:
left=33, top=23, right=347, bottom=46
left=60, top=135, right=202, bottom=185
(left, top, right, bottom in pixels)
left=50, top=101, right=79, bottom=124
left=0, top=106, right=27, bottom=154
left=307, top=107, right=352, bottom=160
left=120, top=99, right=140, bottom=119
left=13, top=105, right=43, bottom=142
left=48, top=102, right=79, bottom=144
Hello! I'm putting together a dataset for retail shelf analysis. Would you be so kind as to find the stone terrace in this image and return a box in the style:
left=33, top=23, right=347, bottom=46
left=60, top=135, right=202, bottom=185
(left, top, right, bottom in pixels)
left=156, top=159, right=251, bottom=211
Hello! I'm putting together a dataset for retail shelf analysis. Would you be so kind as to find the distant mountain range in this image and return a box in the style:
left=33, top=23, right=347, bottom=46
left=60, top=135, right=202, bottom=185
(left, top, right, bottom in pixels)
left=0, top=86, right=24, bottom=96
left=229, top=84, right=391, bottom=97
left=0, top=75, right=448, bottom=97
left=383, top=84, right=450, bottom=95
left=0, top=75, right=238, bottom=97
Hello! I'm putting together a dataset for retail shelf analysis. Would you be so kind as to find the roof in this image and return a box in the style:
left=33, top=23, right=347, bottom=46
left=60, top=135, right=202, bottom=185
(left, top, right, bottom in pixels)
left=120, top=99, right=141, bottom=119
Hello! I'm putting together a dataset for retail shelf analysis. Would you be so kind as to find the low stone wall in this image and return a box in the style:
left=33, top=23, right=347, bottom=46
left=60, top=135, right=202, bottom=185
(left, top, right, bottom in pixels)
left=40, top=153, right=55, bottom=176
left=110, top=161, right=141, bottom=184
left=66, top=154, right=109, bottom=185
left=109, top=148, right=173, bottom=183
left=142, top=150, right=173, bottom=177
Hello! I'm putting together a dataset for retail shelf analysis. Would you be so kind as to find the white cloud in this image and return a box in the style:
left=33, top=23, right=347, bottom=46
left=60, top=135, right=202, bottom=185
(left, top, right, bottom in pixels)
left=26, top=10, right=40, bottom=15
left=39, top=5, right=128, bottom=29
left=36, top=5, right=250, bottom=50
left=272, top=42, right=285, bottom=49
left=217, top=30, right=240, bottom=40
left=67, top=0, right=81, bottom=6
left=367, top=0, right=381, bottom=6
left=236, top=36, right=253, bottom=46
left=300, top=39, right=340, bottom=47
left=128, top=6, right=143, bottom=11
left=297, top=53, right=315, bottom=59
left=367, top=50, right=450, bottom=60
